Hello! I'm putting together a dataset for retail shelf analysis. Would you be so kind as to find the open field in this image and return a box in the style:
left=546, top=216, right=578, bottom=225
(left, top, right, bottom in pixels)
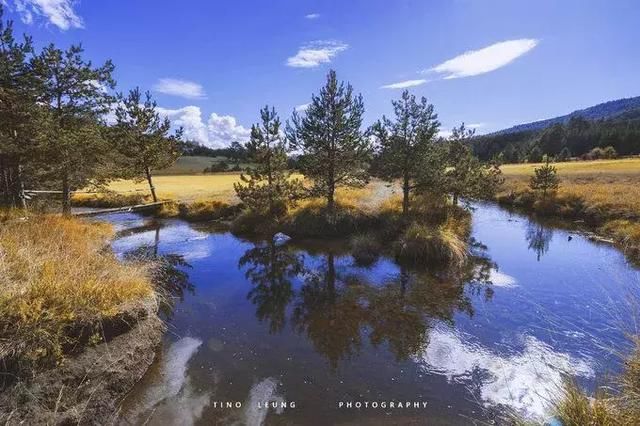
left=501, top=158, right=640, bottom=215
left=156, top=155, right=250, bottom=175
left=106, top=173, right=244, bottom=202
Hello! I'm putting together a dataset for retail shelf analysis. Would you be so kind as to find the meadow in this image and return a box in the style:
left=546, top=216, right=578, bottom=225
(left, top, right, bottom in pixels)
left=500, top=157, right=640, bottom=217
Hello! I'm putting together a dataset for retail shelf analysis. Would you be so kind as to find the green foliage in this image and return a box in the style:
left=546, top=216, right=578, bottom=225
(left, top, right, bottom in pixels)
left=32, top=42, right=116, bottom=213
left=0, top=8, right=40, bottom=208
left=370, top=90, right=440, bottom=216
left=113, top=88, right=181, bottom=202
left=234, top=106, right=303, bottom=217
left=529, top=157, right=560, bottom=197
left=287, top=70, right=371, bottom=214
left=527, top=144, right=543, bottom=163
left=424, top=124, right=503, bottom=208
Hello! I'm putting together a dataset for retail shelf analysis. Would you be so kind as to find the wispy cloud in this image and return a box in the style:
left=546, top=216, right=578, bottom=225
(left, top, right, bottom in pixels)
left=153, top=78, right=206, bottom=99
left=10, top=0, right=83, bottom=30
left=426, top=39, right=539, bottom=79
left=286, top=41, right=348, bottom=68
left=380, top=79, right=428, bottom=90
left=295, top=103, right=310, bottom=112
left=468, top=122, right=485, bottom=129
left=305, top=13, right=320, bottom=20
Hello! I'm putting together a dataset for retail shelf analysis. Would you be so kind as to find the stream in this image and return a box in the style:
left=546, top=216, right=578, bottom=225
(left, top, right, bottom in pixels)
left=101, top=202, right=640, bottom=425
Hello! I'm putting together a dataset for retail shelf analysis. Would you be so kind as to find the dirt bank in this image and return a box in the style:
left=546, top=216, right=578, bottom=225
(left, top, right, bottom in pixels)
left=0, top=299, right=164, bottom=425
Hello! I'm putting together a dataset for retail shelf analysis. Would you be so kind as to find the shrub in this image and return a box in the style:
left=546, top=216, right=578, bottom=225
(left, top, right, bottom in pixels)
left=350, top=233, right=381, bottom=266
left=283, top=201, right=376, bottom=238
left=178, top=199, right=236, bottom=221
left=394, top=221, right=468, bottom=267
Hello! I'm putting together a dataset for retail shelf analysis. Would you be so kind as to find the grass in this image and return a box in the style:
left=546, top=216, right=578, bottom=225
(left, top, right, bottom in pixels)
left=71, top=192, right=151, bottom=208
left=0, top=215, right=153, bottom=367
left=394, top=216, right=470, bottom=267
left=498, top=158, right=640, bottom=258
left=350, top=233, right=382, bottom=266
left=157, top=199, right=238, bottom=222
left=554, top=337, right=640, bottom=425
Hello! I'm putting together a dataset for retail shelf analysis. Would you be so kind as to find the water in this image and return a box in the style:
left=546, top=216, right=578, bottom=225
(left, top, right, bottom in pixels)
left=102, top=203, right=640, bottom=425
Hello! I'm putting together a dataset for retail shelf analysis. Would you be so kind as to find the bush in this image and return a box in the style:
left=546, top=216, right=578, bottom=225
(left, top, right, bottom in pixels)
left=394, top=219, right=469, bottom=267
left=350, top=233, right=381, bottom=266
left=283, top=201, right=377, bottom=238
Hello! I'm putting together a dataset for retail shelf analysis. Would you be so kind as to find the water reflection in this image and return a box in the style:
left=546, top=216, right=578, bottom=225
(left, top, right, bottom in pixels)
left=526, top=222, right=554, bottom=261
left=238, top=240, right=304, bottom=333
left=239, top=242, right=496, bottom=368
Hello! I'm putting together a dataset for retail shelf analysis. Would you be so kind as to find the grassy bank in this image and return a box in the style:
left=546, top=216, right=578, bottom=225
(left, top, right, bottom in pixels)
left=0, top=215, right=154, bottom=369
left=554, top=338, right=640, bottom=425
left=498, top=158, right=640, bottom=259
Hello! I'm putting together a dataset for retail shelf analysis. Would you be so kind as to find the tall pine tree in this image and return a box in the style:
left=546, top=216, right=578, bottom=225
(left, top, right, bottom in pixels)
left=370, top=90, right=440, bottom=218
left=33, top=44, right=115, bottom=214
left=286, top=70, right=370, bottom=215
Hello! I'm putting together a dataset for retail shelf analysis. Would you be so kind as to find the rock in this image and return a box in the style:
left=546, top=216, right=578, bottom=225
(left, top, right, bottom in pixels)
left=273, top=232, right=291, bottom=246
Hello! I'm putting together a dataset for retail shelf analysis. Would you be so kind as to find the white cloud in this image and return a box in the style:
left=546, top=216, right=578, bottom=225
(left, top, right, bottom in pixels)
left=157, top=106, right=209, bottom=144
left=467, top=122, right=485, bottom=129
left=380, top=79, right=428, bottom=89
left=305, top=13, right=320, bottom=19
left=417, top=326, right=594, bottom=420
left=295, top=103, right=310, bottom=112
left=286, top=40, right=348, bottom=68
left=207, top=112, right=251, bottom=148
left=153, top=78, right=206, bottom=100
left=427, top=39, right=539, bottom=79
left=156, top=106, right=249, bottom=148
left=11, top=0, right=83, bottom=30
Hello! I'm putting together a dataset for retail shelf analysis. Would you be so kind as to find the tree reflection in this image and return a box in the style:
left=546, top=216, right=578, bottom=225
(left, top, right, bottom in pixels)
left=526, top=222, right=553, bottom=261
left=241, top=240, right=497, bottom=369
left=239, top=240, right=304, bottom=333
left=292, top=253, right=369, bottom=369
left=123, top=225, right=194, bottom=319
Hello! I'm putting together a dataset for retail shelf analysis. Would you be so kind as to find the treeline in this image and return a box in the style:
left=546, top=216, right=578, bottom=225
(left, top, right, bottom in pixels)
left=235, top=71, right=503, bottom=221
left=178, top=140, right=248, bottom=161
left=473, top=112, right=640, bottom=163
left=0, top=7, right=181, bottom=213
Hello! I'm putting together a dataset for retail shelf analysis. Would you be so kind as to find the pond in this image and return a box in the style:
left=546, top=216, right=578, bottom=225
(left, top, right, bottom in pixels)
left=102, top=203, right=640, bottom=425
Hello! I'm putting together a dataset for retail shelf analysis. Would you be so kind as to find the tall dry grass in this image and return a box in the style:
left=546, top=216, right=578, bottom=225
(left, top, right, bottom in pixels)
left=0, top=215, right=153, bottom=365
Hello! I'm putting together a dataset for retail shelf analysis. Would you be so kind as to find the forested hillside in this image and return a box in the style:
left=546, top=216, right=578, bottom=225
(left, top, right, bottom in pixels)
left=473, top=97, right=640, bottom=162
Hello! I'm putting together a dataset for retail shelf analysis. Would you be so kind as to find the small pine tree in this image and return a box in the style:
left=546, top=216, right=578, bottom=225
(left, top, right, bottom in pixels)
left=234, top=106, right=302, bottom=217
left=529, top=158, right=559, bottom=199
left=114, top=88, right=181, bottom=202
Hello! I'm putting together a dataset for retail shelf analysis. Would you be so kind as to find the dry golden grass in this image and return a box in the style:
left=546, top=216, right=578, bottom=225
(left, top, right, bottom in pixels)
left=105, top=173, right=306, bottom=203
left=501, top=158, right=640, bottom=214
left=0, top=215, right=153, bottom=364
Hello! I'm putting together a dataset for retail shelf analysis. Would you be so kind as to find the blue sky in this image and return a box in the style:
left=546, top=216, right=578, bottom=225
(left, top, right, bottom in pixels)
left=3, top=0, right=639, bottom=147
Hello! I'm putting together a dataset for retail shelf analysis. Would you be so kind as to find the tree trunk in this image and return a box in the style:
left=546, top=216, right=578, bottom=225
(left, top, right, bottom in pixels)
left=15, top=163, right=27, bottom=210
left=61, top=171, right=71, bottom=216
left=145, top=166, right=158, bottom=202
left=327, top=182, right=335, bottom=216
left=402, top=174, right=410, bottom=219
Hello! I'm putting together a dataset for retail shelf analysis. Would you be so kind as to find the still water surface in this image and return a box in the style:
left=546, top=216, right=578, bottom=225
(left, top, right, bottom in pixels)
left=102, top=203, right=640, bottom=425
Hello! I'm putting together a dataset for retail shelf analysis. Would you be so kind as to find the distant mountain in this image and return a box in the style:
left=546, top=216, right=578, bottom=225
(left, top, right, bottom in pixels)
left=493, top=96, right=640, bottom=135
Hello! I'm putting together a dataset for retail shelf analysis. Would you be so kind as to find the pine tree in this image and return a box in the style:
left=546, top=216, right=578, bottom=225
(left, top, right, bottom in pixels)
left=286, top=70, right=370, bottom=216
left=33, top=43, right=115, bottom=214
left=0, top=7, right=39, bottom=208
left=558, top=146, right=571, bottom=162
left=113, top=87, right=181, bottom=202
left=529, top=157, right=559, bottom=199
left=441, top=124, right=503, bottom=209
left=234, top=106, right=302, bottom=217
left=370, top=90, right=440, bottom=218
